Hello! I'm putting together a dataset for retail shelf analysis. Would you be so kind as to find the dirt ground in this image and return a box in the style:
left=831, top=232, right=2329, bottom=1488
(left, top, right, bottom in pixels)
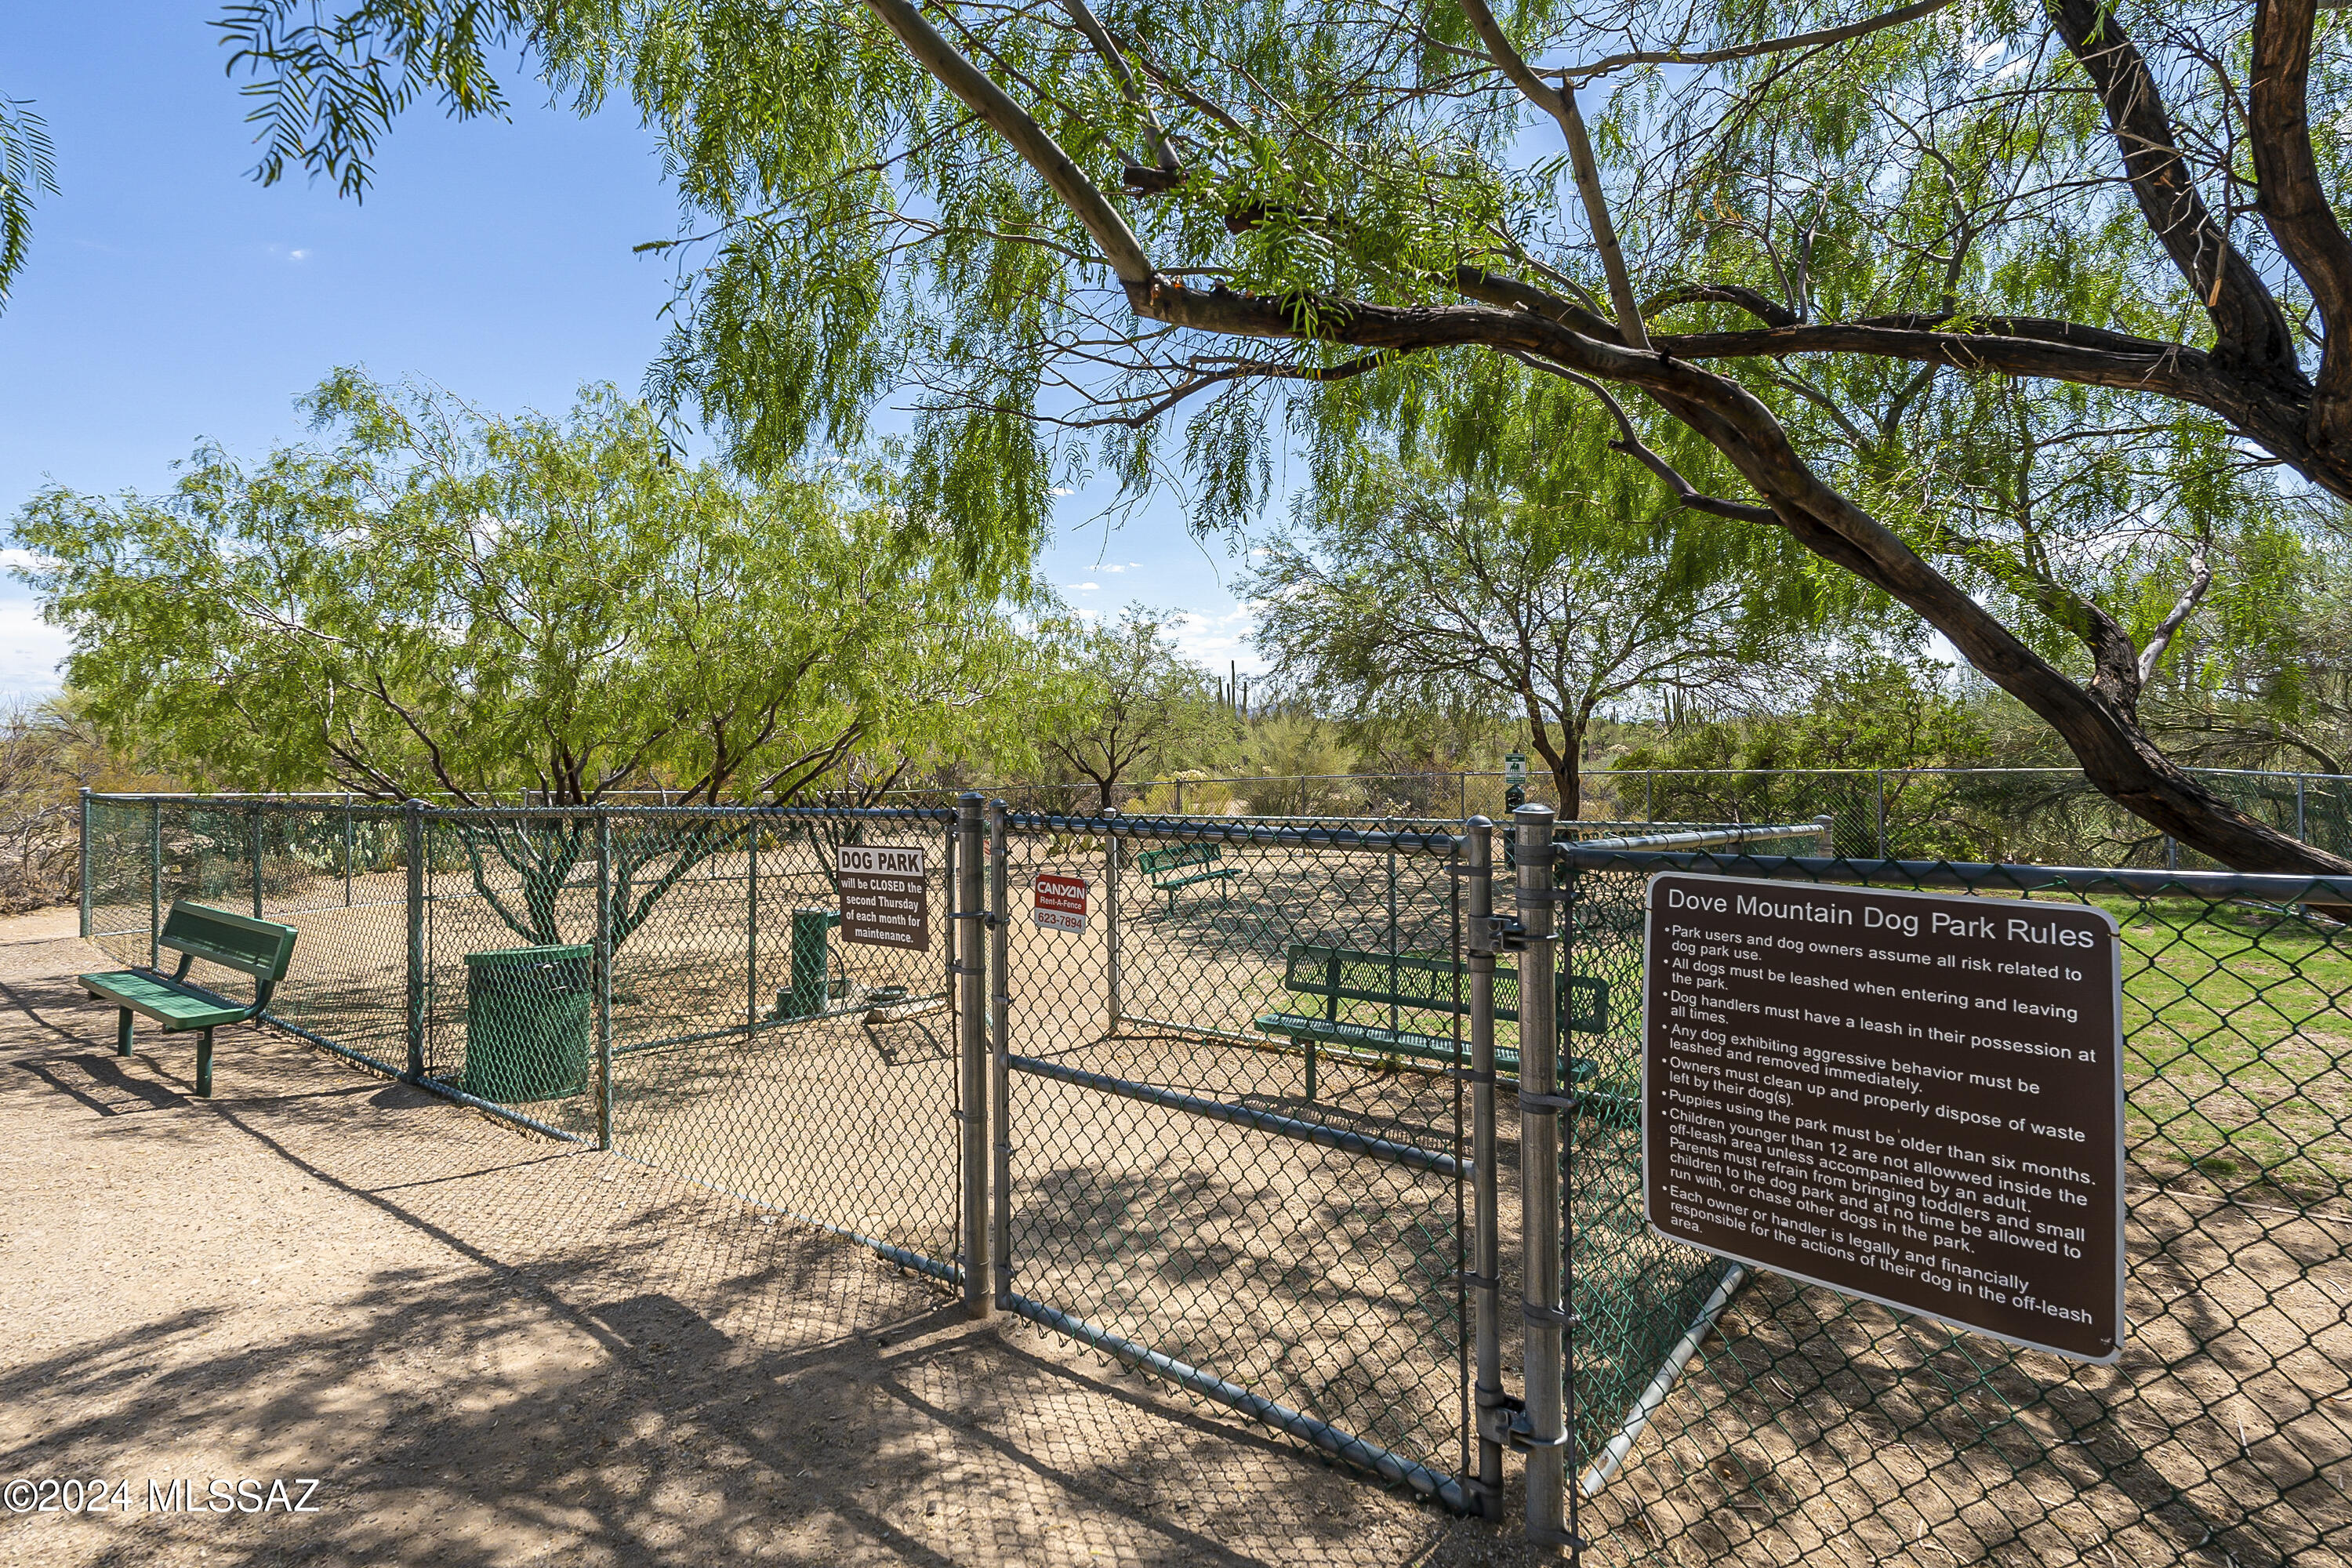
left=0, top=909, right=1543, bottom=1568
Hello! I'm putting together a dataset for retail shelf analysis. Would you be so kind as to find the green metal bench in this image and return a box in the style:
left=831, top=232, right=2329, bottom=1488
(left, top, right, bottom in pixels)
left=1135, top=842, right=1239, bottom=913
left=1253, top=944, right=1611, bottom=1103
left=80, top=901, right=299, bottom=1098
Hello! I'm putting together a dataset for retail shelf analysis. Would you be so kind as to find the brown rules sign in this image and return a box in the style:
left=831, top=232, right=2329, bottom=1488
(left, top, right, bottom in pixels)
left=1642, top=873, right=2123, bottom=1362
left=837, top=844, right=930, bottom=950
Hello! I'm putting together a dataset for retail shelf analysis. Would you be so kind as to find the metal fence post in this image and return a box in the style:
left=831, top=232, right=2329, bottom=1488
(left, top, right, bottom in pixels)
left=943, top=817, right=958, bottom=1007
left=956, top=793, right=993, bottom=1319
left=746, top=818, right=760, bottom=1029
left=403, top=800, right=426, bottom=1083
left=1817, top=813, right=1836, bottom=858
left=2299, top=775, right=2310, bottom=843
left=77, top=787, right=90, bottom=938
left=597, top=810, right=614, bottom=1152
left=343, top=797, right=354, bottom=907
left=251, top=804, right=265, bottom=916
left=1104, top=806, right=1122, bottom=1028
left=1173, top=779, right=1185, bottom=817
left=1875, top=771, right=1888, bottom=859
left=1515, top=802, right=1574, bottom=1552
left=1465, top=818, right=1506, bottom=1515
left=149, top=800, right=162, bottom=969
left=988, top=797, right=1013, bottom=1311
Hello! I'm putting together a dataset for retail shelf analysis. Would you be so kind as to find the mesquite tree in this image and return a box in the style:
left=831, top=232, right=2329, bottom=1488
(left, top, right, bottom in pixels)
left=1248, top=448, right=1824, bottom=815
left=15, top=371, right=1023, bottom=947
left=192, top=0, right=2352, bottom=872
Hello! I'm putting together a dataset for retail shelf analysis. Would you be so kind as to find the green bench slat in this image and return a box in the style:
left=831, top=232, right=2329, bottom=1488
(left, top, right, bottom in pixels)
left=1137, top=844, right=1240, bottom=911
left=1136, top=844, right=1225, bottom=876
left=1275, top=945, right=1606, bottom=1032
left=1250, top=1011, right=1599, bottom=1083
left=1156, top=868, right=1237, bottom=889
left=81, top=970, right=252, bottom=1030
left=158, top=902, right=299, bottom=980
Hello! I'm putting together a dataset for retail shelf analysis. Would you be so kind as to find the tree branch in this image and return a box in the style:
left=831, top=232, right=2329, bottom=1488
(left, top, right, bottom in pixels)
left=2249, top=0, right=2352, bottom=453
left=861, top=0, right=1154, bottom=284
left=2046, top=0, right=2299, bottom=378
left=1545, top=0, right=1961, bottom=83
left=1453, top=0, right=1650, bottom=347
left=2136, top=556, right=2212, bottom=685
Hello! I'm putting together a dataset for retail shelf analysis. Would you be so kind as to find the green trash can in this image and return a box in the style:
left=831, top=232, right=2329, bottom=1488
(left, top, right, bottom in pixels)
left=463, top=943, right=593, bottom=1102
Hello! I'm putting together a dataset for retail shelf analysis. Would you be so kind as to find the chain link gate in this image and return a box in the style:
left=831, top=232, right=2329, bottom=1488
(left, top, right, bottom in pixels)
left=984, top=802, right=1490, bottom=1511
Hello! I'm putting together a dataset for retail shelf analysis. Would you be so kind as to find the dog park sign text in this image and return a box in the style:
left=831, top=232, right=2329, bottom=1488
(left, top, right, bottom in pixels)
left=837, top=844, right=929, bottom=950
left=1641, top=873, right=2124, bottom=1362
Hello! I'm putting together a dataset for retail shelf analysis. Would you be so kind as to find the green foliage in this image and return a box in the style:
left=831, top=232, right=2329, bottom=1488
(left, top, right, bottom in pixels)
left=1236, top=713, right=1358, bottom=815
left=0, top=93, right=57, bottom=313
left=1618, top=656, right=1994, bottom=776
left=1250, top=405, right=1839, bottom=811
left=1029, top=605, right=1236, bottom=808
left=1615, top=655, right=2011, bottom=859
left=12, top=369, right=1021, bottom=807
left=215, top=1, right=534, bottom=198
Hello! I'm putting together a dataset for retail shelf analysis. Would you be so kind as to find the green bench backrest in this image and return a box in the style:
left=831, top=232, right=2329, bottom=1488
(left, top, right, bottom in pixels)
left=1136, top=844, right=1222, bottom=875
left=1282, top=946, right=1470, bottom=1013
left=1277, top=944, right=1606, bottom=1032
left=160, top=902, right=300, bottom=982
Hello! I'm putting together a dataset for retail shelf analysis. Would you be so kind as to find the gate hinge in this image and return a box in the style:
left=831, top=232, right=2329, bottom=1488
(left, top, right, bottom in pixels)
left=1508, top=1413, right=1574, bottom=1451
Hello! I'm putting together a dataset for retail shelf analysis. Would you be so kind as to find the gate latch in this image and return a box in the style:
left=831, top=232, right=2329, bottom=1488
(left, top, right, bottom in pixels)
left=1471, top=914, right=1527, bottom=954
left=1474, top=1384, right=1524, bottom=1445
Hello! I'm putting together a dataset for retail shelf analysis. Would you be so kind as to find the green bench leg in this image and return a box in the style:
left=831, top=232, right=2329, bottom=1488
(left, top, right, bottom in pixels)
left=115, top=1008, right=132, bottom=1057
left=1305, top=1041, right=1317, bottom=1102
left=196, top=1028, right=214, bottom=1098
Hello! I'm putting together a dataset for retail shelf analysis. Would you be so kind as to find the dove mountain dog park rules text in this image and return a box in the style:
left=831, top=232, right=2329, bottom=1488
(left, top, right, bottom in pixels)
left=1642, top=873, right=2123, bottom=1362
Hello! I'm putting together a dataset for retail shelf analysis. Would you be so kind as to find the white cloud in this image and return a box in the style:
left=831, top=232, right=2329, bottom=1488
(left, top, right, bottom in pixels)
left=1049, top=486, right=1073, bottom=497
left=0, top=600, right=69, bottom=699
left=1164, top=603, right=1263, bottom=670
left=0, top=549, right=45, bottom=574
left=1068, top=582, right=1100, bottom=592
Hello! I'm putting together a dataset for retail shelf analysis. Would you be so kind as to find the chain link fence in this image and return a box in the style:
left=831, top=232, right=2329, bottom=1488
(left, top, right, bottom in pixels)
left=74, top=793, right=2352, bottom=1561
left=964, top=768, right=2352, bottom=870
left=1552, top=839, right=2352, bottom=1566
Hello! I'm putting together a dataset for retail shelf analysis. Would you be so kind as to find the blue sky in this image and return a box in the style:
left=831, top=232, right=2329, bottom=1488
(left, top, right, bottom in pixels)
left=0, top=6, right=1264, bottom=701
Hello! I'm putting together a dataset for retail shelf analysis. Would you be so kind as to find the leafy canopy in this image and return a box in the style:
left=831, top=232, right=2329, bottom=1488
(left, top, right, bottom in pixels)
left=12, top=370, right=1025, bottom=806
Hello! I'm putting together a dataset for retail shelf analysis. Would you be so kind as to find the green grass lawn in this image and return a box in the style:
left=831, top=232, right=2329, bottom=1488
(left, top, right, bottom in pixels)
left=2103, top=896, right=2352, bottom=1199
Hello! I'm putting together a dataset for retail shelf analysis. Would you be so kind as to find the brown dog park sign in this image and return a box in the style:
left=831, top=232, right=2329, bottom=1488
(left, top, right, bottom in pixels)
left=1641, top=873, right=2124, bottom=1363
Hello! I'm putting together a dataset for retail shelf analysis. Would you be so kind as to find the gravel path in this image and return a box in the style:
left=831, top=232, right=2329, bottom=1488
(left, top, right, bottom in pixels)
left=0, top=909, right=1540, bottom=1567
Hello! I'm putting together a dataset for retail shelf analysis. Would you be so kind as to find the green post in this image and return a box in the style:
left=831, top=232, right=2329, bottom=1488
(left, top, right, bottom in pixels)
left=343, top=797, right=354, bottom=907
left=77, top=789, right=90, bottom=940
left=149, top=800, right=162, bottom=970
left=596, top=811, right=614, bottom=1152
left=404, top=800, right=426, bottom=1082
left=251, top=804, right=264, bottom=917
